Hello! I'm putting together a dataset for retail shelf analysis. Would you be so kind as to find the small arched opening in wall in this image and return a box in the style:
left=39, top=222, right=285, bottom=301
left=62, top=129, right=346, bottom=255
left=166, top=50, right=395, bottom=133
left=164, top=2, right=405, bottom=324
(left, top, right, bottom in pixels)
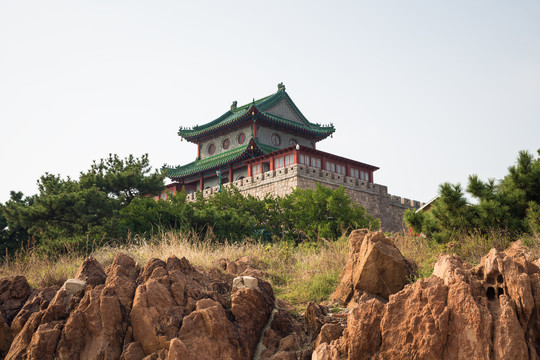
left=271, top=133, right=281, bottom=146
left=236, top=175, right=245, bottom=181
left=222, top=138, right=230, bottom=150
left=238, top=132, right=246, bottom=144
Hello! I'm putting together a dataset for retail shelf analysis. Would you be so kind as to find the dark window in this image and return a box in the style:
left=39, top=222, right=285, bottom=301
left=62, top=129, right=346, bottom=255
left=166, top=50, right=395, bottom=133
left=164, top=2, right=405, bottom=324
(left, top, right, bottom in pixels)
left=208, top=143, right=216, bottom=155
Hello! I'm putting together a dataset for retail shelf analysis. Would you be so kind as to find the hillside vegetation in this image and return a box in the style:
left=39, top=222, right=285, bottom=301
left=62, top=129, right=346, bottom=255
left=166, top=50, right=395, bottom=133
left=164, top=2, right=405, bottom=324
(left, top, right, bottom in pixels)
left=1, top=149, right=540, bottom=309
left=405, top=149, right=540, bottom=243
left=0, top=154, right=378, bottom=258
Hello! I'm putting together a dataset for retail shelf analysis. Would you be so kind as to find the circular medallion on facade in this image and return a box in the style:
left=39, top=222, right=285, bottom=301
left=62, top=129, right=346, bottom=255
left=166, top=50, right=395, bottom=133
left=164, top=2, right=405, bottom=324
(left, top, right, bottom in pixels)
left=238, top=132, right=246, bottom=144
left=271, top=133, right=281, bottom=146
left=208, top=143, right=216, bottom=155
left=222, top=138, right=230, bottom=150
left=289, top=138, right=297, bottom=146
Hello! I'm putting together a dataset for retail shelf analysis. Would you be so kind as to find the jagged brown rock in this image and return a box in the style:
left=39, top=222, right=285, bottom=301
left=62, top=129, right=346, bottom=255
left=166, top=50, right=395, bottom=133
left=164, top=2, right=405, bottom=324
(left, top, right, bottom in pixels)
left=6, top=287, right=69, bottom=360
left=10, top=286, right=59, bottom=336
left=331, top=230, right=415, bottom=305
left=74, top=256, right=107, bottom=286
left=0, top=276, right=32, bottom=357
left=0, top=276, right=31, bottom=323
left=218, top=256, right=268, bottom=280
left=315, top=237, right=540, bottom=360
left=5, top=231, right=540, bottom=360
left=1, top=252, right=282, bottom=359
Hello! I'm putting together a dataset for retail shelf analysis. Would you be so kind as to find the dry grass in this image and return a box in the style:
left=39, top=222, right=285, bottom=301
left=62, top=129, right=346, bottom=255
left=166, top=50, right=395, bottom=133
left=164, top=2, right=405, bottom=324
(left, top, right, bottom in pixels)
left=391, top=232, right=441, bottom=279
left=0, top=230, right=348, bottom=310
left=392, top=230, right=540, bottom=280
left=0, top=250, right=84, bottom=288
left=3, top=229, right=537, bottom=309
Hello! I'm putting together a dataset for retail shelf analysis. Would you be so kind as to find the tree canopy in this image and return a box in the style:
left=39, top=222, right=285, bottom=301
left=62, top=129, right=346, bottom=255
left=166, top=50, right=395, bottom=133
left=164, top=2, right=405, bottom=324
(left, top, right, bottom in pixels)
left=405, top=149, right=540, bottom=242
left=1, top=154, right=165, bottom=255
left=1, top=153, right=378, bottom=257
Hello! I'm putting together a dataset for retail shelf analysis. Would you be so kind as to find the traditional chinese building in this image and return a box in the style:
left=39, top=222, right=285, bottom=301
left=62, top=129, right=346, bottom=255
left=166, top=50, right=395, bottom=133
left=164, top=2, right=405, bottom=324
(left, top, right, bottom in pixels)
left=163, top=84, right=422, bottom=231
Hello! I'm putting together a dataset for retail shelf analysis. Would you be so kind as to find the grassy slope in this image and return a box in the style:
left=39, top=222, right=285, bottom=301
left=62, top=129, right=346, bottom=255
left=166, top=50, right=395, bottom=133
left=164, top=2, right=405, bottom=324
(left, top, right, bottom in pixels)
left=1, top=230, right=539, bottom=310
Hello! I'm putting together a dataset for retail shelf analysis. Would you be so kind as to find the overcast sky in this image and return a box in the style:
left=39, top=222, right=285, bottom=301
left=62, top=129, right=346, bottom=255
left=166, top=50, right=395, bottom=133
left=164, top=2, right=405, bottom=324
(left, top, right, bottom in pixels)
left=1, top=1, right=539, bottom=205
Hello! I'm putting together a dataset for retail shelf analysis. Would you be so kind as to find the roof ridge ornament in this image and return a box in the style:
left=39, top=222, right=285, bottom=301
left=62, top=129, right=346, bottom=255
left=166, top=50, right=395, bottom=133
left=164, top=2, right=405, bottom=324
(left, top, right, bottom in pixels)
left=277, top=82, right=285, bottom=92
left=230, top=101, right=237, bottom=112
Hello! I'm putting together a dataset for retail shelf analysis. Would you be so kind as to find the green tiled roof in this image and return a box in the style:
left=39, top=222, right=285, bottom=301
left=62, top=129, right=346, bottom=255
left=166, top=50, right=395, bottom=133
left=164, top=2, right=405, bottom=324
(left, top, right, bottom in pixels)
left=166, top=139, right=277, bottom=179
left=178, top=87, right=335, bottom=142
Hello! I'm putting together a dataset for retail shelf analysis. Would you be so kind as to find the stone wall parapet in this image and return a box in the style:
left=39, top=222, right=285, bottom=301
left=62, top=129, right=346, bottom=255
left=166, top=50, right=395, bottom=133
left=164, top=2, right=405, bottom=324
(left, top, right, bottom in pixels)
left=180, top=163, right=423, bottom=231
left=184, top=164, right=422, bottom=209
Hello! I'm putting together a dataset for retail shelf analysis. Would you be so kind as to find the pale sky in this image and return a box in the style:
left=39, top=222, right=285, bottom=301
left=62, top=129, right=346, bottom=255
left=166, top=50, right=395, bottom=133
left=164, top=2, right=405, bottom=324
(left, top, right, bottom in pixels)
left=1, top=1, right=539, bottom=204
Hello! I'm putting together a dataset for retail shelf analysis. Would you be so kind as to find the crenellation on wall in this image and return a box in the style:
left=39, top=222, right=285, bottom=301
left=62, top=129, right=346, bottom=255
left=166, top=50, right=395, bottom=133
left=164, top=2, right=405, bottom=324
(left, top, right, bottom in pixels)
left=183, top=163, right=422, bottom=232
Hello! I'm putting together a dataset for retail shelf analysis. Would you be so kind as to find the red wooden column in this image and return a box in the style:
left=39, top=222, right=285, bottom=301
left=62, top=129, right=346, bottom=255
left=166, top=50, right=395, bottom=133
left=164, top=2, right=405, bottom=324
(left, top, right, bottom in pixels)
left=270, top=155, right=275, bottom=170
left=346, top=164, right=351, bottom=177
left=229, top=164, right=233, bottom=182
left=248, top=164, right=252, bottom=177
left=200, top=174, right=204, bottom=191
left=197, top=140, right=200, bottom=158
left=293, top=148, right=298, bottom=164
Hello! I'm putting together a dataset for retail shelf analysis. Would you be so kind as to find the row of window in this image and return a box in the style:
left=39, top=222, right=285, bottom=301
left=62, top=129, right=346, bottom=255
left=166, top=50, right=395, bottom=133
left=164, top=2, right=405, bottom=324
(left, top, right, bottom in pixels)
left=301, top=154, right=370, bottom=180
left=325, top=161, right=346, bottom=176
left=251, top=153, right=370, bottom=180
left=274, top=154, right=294, bottom=169
left=350, top=168, right=370, bottom=181
left=207, top=132, right=247, bottom=155
left=299, top=154, right=321, bottom=169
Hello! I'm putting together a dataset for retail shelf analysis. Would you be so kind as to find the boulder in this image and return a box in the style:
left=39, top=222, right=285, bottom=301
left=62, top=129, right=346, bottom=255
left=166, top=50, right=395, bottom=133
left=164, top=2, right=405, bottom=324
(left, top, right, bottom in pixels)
left=304, top=302, right=326, bottom=341
left=75, top=256, right=107, bottom=286
left=0, top=276, right=33, bottom=356
left=314, top=323, right=344, bottom=349
left=316, top=236, right=540, bottom=359
left=10, top=285, right=59, bottom=335
left=0, top=312, right=11, bottom=357
left=178, top=298, right=243, bottom=359
left=258, top=300, right=310, bottom=360
left=0, top=275, right=32, bottom=322
left=56, top=253, right=139, bottom=360
left=232, top=275, right=260, bottom=291
left=231, top=277, right=275, bottom=359
left=6, top=288, right=69, bottom=360
left=130, top=258, right=183, bottom=354
left=331, top=230, right=415, bottom=306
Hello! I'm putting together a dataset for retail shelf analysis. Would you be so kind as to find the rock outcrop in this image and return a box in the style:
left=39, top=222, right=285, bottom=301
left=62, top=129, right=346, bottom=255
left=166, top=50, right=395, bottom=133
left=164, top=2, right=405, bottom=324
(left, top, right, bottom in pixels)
left=315, top=239, right=540, bottom=360
left=0, top=276, right=32, bottom=357
left=331, top=229, right=416, bottom=306
left=3, top=230, right=540, bottom=360
left=0, top=253, right=283, bottom=360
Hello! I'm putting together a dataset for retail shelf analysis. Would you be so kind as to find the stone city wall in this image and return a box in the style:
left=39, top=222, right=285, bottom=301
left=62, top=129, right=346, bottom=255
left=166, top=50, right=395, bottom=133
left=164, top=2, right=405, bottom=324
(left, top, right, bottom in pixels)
left=185, top=164, right=423, bottom=232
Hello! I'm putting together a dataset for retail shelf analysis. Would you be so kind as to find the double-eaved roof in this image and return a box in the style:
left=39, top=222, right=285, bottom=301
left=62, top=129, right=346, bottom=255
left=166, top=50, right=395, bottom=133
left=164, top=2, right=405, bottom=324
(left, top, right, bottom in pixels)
left=177, top=84, right=335, bottom=143
left=167, top=85, right=336, bottom=180
left=166, top=138, right=276, bottom=179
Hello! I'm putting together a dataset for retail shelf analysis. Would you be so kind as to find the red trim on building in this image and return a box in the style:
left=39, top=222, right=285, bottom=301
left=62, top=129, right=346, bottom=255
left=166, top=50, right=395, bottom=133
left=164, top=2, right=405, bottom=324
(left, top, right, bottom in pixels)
left=243, top=145, right=378, bottom=183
